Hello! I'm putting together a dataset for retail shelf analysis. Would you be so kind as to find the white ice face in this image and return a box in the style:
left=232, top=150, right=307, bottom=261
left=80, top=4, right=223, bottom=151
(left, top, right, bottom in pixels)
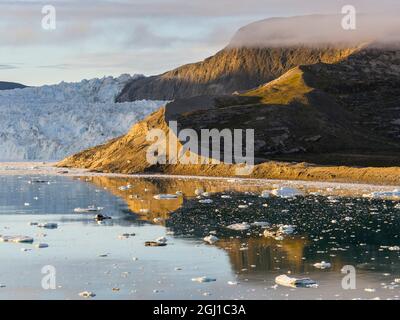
left=0, top=75, right=165, bottom=161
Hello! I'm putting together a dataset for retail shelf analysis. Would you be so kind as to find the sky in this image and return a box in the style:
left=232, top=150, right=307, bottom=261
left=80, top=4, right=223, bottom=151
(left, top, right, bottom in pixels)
left=0, top=0, right=399, bottom=86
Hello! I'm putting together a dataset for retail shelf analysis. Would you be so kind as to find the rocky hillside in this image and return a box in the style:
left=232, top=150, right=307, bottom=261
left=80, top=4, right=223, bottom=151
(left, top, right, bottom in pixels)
left=117, top=15, right=374, bottom=101
left=59, top=43, right=400, bottom=183
left=0, top=81, right=26, bottom=90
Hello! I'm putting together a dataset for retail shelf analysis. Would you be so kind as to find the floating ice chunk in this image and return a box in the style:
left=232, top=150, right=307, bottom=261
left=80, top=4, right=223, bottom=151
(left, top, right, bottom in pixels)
left=363, top=189, right=400, bottom=198
left=394, top=203, right=400, bottom=209
left=35, top=243, right=49, bottom=249
left=238, top=204, right=248, bottom=209
left=278, top=225, right=295, bottom=235
left=0, top=235, right=34, bottom=243
left=191, top=276, right=216, bottom=283
left=251, top=221, right=270, bottom=228
left=153, top=194, right=178, bottom=200
left=221, top=195, right=232, bottom=199
left=261, top=190, right=271, bottom=198
left=118, top=233, right=135, bottom=239
left=226, top=222, right=251, bottom=231
left=275, top=275, right=317, bottom=288
left=344, top=217, right=353, bottom=221
left=313, top=261, right=332, bottom=269
left=37, top=223, right=58, bottom=229
left=388, top=246, right=400, bottom=251
left=156, top=236, right=167, bottom=244
left=203, top=235, right=219, bottom=244
left=79, top=291, right=96, bottom=298
left=74, top=206, right=103, bottom=213
left=199, top=199, right=213, bottom=204
left=271, top=187, right=303, bottom=198
left=202, top=192, right=210, bottom=197
left=227, top=281, right=239, bottom=285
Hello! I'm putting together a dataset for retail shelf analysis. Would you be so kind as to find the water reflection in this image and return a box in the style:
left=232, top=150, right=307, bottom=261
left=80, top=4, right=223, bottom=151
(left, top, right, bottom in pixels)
left=84, top=175, right=400, bottom=281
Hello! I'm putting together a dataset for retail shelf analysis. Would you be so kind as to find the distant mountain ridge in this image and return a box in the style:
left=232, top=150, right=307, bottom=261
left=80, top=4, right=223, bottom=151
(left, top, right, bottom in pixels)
left=116, top=14, right=400, bottom=101
left=0, top=81, right=26, bottom=90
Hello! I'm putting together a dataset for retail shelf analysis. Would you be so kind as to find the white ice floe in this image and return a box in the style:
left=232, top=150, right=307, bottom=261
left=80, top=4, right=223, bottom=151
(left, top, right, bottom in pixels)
left=37, top=222, right=58, bottom=229
left=0, top=235, right=34, bottom=243
left=221, top=195, right=232, bottom=199
left=238, top=204, right=248, bottom=209
left=74, top=206, right=103, bottom=213
left=363, top=189, right=400, bottom=198
left=79, top=291, right=96, bottom=298
left=156, top=236, right=168, bottom=244
left=227, top=281, right=239, bottom=285
left=0, top=74, right=164, bottom=161
left=275, top=274, right=317, bottom=288
left=313, top=261, right=332, bottom=269
left=35, top=243, right=49, bottom=249
left=226, top=222, right=251, bottom=231
left=278, top=225, right=295, bottom=235
left=153, top=194, right=178, bottom=200
left=203, top=235, right=219, bottom=244
left=191, top=276, right=216, bottom=283
left=199, top=199, right=213, bottom=204
left=271, top=187, right=303, bottom=198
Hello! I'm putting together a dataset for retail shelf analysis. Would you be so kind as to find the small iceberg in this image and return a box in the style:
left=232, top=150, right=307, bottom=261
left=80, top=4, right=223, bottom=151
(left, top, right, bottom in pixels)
left=226, top=222, right=251, bottom=231
left=203, top=235, right=219, bottom=244
left=251, top=221, right=270, bottom=228
left=37, top=223, right=58, bottom=229
left=79, top=291, right=96, bottom=298
left=153, top=194, right=178, bottom=200
left=275, top=274, right=317, bottom=288
left=0, top=235, right=34, bottom=243
left=199, top=199, right=213, bottom=204
left=191, top=276, right=216, bottom=283
left=74, top=206, right=103, bottom=213
left=313, top=261, right=332, bottom=269
left=271, top=187, right=303, bottom=198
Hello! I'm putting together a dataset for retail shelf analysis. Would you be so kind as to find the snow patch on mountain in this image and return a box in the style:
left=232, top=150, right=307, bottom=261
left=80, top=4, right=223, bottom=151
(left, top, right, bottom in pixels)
left=0, top=74, right=165, bottom=160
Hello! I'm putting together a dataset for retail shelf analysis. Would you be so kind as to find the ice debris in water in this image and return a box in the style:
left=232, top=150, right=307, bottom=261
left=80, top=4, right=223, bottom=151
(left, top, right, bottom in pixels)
left=199, top=199, right=213, bottom=204
left=0, top=235, right=34, bottom=243
left=271, top=187, right=303, bottom=198
left=35, top=243, right=49, bottom=249
left=191, top=276, right=216, bottom=283
left=79, top=291, right=96, bottom=298
left=203, top=235, right=219, bottom=244
left=226, top=222, right=251, bottom=231
left=251, top=221, right=270, bottom=228
left=37, top=223, right=58, bottom=229
left=156, top=236, right=168, bottom=244
left=74, top=206, right=103, bottom=213
left=313, top=261, right=332, bottom=269
left=363, top=189, right=400, bottom=198
left=275, top=275, right=317, bottom=288
left=153, top=194, right=178, bottom=200
left=264, top=225, right=296, bottom=240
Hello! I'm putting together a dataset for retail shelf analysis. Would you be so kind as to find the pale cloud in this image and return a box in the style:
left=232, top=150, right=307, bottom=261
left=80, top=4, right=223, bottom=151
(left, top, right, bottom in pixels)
left=1, top=0, right=399, bottom=85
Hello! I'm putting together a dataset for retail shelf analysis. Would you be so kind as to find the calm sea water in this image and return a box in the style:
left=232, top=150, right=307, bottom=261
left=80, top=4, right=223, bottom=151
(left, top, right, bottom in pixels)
left=1, top=175, right=400, bottom=300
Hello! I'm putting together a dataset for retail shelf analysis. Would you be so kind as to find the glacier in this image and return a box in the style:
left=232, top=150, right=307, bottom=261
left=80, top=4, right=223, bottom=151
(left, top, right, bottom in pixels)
left=0, top=74, right=165, bottom=161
